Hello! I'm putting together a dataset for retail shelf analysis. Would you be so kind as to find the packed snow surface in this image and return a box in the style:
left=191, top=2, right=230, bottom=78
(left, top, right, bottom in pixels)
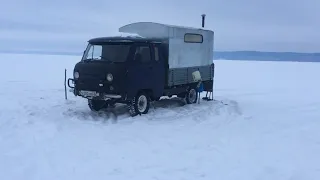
left=0, top=53, right=320, bottom=180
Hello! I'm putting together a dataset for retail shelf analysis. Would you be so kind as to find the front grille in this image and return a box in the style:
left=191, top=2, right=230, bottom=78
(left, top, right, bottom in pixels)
left=80, top=73, right=105, bottom=80
left=75, top=79, right=118, bottom=93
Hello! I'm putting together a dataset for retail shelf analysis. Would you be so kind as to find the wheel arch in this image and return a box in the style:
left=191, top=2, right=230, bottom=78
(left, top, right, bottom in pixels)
left=138, top=89, right=155, bottom=101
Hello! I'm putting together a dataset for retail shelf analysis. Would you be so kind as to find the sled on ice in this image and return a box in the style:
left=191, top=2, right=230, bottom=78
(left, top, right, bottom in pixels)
left=67, top=16, right=215, bottom=116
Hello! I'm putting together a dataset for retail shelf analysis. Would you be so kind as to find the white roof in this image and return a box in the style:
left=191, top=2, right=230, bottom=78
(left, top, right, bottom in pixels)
left=120, top=22, right=206, bottom=30
left=118, top=22, right=213, bottom=39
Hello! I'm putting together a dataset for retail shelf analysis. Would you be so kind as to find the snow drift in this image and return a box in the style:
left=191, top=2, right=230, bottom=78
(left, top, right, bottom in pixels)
left=0, top=53, right=319, bottom=180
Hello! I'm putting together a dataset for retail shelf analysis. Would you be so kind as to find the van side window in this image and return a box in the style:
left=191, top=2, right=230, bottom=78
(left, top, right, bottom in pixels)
left=154, top=46, right=159, bottom=61
left=135, top=46, right=151, bottom=63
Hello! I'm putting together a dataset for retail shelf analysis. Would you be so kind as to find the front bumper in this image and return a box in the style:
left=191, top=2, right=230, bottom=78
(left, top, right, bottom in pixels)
left=78, top=90, right=122, bottom=100
left=68, top=78, right=75, bottom=88
left=67, top=78, right=123, bottom=100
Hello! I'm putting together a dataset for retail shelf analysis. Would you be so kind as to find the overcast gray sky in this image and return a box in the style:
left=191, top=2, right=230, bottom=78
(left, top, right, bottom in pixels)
left=1, top=0, right=319, bottom=53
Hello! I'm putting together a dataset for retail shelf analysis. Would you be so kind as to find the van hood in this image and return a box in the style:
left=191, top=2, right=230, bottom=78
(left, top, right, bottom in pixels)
left=74, top=61, right=126, bottom=80
left=73, top=61, right=127, bottom=93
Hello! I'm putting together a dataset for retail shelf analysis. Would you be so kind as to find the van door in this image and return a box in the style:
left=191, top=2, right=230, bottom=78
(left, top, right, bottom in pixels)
left=126, top=44, right=154, bottom=98
left=150, top=43, right=165, bottom=98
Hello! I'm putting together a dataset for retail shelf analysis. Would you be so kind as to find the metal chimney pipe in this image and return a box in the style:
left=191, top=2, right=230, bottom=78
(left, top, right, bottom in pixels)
left=201, top=14, right=206, bottom=28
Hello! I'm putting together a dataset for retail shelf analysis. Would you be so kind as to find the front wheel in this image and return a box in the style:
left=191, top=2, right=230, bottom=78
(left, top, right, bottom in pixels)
left=88, top=99, right=108, bottom=111
left=128, top=92, right=150, bottom=116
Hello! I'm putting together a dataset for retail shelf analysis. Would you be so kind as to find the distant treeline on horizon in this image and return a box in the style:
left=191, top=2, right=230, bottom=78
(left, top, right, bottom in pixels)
left=0, top=50, right=320, bottom=62
left=214, top=51, right=320, bottom=62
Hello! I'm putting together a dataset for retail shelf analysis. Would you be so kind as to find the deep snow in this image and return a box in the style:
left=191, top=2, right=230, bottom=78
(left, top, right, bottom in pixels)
left=0, top=53, right=319, bottom=180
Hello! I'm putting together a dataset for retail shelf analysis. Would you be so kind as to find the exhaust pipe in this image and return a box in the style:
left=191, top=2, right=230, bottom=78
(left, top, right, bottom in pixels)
left=201, top=14, right=206, bottom=28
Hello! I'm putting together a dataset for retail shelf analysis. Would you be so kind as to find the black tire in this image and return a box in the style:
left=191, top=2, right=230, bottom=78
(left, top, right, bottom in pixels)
left=88, top=99, right=108, bottom=111
left=185, top=88, right=198, bottom=104
left=128, top=92, right=150, bottom=117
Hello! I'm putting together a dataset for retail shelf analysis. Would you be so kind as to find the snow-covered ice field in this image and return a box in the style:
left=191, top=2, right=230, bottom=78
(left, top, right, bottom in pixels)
left=0, top=53, right=320, bottom=180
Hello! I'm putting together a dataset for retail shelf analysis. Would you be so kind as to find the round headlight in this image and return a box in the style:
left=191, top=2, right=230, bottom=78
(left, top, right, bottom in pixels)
left=107, top=73, right=113, bottom=81
left=74, top=71, right=79, bottom=79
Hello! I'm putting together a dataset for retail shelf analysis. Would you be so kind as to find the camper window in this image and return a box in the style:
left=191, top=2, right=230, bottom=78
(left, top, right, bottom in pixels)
left=184, top=33, right=203, bottom=43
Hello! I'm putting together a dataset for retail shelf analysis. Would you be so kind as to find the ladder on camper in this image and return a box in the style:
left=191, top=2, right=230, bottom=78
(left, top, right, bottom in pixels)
left=196, top=81, right=214, bottom=104
left=197, top=65, right=215, bottom=104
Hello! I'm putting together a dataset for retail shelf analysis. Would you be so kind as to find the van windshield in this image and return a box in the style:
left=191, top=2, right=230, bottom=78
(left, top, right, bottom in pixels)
left=82, top=44, right=131, bottom=62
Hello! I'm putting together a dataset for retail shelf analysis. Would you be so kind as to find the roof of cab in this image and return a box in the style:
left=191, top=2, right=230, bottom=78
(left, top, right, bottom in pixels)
left=88, top=36, right=168, bottom=44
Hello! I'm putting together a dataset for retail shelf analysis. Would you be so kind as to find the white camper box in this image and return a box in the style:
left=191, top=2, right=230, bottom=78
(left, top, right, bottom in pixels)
left=119, top=22, right=214, bottom=86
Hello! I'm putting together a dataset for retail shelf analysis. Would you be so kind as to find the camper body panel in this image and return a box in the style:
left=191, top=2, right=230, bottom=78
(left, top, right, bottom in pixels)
left=119, top=22, right=214, bottom=87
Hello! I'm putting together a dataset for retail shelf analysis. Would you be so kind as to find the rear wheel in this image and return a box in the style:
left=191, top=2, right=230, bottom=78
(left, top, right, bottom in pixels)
left=128, top=92, right=150, bottom=116
left=88, top=99, right=108, bottom=111
left=185, top=88, right=198, bottom=104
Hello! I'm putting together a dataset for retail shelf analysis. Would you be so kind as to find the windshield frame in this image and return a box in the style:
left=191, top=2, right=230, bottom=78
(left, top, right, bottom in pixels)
left=81, top=43, right=91, bottom=61
left=81, top=42, right=133, bottom=63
